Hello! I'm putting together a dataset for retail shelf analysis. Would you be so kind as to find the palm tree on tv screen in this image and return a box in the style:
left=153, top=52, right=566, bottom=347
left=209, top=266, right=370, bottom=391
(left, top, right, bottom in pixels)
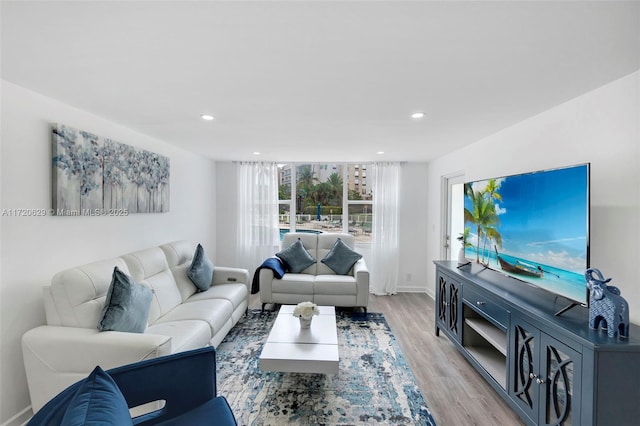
left=464, top=182, right=502, bottom=264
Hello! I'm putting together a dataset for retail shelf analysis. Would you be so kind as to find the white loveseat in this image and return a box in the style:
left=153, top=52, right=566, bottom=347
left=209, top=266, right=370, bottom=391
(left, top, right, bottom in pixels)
left=22, top=240, right=249, bottom=413
left=259, top=232, right=369, bottom=311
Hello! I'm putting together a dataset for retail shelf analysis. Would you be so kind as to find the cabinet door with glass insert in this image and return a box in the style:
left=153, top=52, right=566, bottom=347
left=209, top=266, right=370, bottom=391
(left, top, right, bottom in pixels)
left=510, top=317, right=582, bottom=426
left=539, top=333, right=581, bottom=426
left=435, top=272, right=462, bottom=342
left=446, top=279, right=461, bottom=339
left=510, top=318, right=541, bottom=424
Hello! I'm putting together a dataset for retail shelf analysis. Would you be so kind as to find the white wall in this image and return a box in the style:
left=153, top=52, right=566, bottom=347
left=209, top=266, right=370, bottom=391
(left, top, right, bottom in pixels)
left=397, top=163, right=429, bottom=292
left=0, top=81, right=218, bottom=423
left=425, top=71, right=640, bottom=324
left=215, top=162, right=238, bottom=267
left=214, top=162, right=430, bottom=292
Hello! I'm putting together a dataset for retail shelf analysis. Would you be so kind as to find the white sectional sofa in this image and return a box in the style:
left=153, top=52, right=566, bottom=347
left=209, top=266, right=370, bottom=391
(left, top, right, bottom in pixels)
left=22, top=240, right=249, bottom=413
left=259, top=232, right=369, bottom=311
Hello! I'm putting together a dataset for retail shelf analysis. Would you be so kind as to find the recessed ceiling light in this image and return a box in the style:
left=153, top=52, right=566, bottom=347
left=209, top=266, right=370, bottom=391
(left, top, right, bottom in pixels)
left=377, top=151, right=385, bottom=155
left=411, top=112, right=425, bottom=119
left=201, top=114, right=215, bottom=121
left=253, top=151, right=261, bottom=155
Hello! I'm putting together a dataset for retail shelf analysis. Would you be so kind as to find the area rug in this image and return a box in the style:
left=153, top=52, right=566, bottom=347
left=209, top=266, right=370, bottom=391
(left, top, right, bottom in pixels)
left=215, top=309, right=436, bottom=425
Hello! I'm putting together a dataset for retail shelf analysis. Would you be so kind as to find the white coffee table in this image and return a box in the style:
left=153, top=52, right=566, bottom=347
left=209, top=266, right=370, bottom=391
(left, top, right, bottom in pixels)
left=259, top=305, right=339, bottom=374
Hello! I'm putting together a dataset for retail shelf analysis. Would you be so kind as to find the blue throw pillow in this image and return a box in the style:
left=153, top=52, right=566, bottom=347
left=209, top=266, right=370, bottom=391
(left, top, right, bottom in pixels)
left=60, top=366, right=132, bottom=426
left=276, top=238, right=316, bottom=273
left=321, top=238, right=363, bottom=275
left=188, top=244, right=215, bottom=291
left=98, top=267, right=153, bottom=333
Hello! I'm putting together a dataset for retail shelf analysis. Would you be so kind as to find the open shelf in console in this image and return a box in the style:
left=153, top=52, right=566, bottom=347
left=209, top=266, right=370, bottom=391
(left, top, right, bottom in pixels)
left=462, top=306, right=507, bottom=389
left=465, top=318, right=507, bottom=355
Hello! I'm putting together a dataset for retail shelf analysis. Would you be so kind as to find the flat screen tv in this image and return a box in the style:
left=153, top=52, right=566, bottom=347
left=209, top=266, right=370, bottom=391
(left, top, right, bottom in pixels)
left=463, top=163, right=590, bottom=311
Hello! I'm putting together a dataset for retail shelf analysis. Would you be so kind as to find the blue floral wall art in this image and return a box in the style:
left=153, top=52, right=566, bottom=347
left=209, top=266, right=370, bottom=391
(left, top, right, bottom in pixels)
left=52, top=123, right=170, bottom=215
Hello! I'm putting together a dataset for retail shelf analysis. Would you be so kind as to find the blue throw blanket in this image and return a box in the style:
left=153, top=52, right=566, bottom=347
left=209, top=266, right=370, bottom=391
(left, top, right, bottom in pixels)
left=251, top=257, right=285, bottom=294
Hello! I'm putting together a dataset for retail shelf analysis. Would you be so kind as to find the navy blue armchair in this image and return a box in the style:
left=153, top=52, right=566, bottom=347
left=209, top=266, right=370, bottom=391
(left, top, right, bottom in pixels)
left=27, top=347, right=237, bottom=425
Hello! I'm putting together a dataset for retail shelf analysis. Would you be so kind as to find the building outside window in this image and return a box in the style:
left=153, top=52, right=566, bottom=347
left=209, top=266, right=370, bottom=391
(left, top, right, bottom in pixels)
left=277, top=163, right=372, bottom=243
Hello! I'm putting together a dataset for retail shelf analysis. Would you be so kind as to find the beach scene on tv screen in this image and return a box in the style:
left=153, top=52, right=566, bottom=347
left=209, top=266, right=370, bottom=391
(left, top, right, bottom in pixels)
left=464, top=165, right=589, bottom=304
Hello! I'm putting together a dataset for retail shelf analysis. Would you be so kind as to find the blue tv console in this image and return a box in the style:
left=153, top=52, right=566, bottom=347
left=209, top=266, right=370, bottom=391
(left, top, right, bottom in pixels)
left=434, top=261, right=640, bottom=426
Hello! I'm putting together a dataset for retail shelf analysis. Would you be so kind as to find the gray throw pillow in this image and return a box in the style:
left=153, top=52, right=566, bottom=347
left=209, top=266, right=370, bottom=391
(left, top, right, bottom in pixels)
left=187, top=244, right=215, bottom=291
left=321, top=238, right=363, bottom=275
left=276, top=238, right=316, bottom=273
left=98, top=267, right=153, bottom=333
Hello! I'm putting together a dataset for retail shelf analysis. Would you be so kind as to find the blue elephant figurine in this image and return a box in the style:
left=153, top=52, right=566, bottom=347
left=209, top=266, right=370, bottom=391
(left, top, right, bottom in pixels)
left=585, top=268, right=629, bottom=339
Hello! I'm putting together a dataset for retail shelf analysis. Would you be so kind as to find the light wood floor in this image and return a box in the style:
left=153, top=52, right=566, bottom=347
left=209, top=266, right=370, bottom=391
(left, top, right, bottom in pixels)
left=249, top=293, right=524, bottom=426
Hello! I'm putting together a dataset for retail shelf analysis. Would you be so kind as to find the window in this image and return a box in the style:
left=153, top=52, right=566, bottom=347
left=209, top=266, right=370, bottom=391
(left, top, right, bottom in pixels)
left=277, top=164, right=291, bottom=239
left=347, top=163, right=372, bottom=243
left=277, top=163, right=372, bottom=243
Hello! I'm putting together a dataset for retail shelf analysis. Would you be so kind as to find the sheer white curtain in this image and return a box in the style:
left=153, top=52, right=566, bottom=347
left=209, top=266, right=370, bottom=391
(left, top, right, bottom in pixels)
left=236, top=162, right=280, bottom=277
left=370, top=162, right=401, bottom=295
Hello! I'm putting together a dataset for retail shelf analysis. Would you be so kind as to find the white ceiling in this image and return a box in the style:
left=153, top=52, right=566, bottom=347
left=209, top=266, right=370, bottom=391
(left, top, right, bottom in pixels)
left=2, top=1, right=639, bottom=162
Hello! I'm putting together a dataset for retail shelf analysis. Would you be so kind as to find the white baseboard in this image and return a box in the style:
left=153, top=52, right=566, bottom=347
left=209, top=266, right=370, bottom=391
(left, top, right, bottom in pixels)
left=1, top=406, right=32, bottom=426
left=395, top=285, right=428, bottom=293
left=394, top=286, right=435, bottom=301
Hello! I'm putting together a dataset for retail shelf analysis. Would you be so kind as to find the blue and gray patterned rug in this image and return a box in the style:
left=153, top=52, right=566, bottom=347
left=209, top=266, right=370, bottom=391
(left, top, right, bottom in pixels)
left=215, top=309, right=436, bottom=425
